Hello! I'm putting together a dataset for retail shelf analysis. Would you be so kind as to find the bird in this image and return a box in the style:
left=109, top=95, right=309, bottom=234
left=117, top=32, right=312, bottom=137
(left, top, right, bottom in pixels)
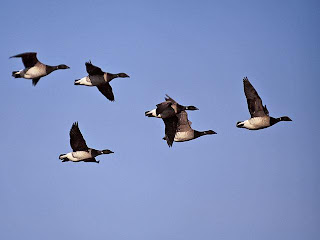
left=145, top=94, right=198, bottom=118
left=59, top=122, right=114, bottom=163
left=74, top=61, right=130, bottom=101
left=163, top=110, right=217, bottom=144
left=10, top=52, right=70, bottom=86
left=161, top=95, right=216, bottom=145
left=145, top=95, right=199, bottom=147
left=236, top=77, right=292, bottom=130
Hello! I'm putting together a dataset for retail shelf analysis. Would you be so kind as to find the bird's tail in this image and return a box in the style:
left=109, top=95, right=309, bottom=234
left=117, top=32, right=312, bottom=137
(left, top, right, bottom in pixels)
left=12, top=71, right=22, bottom=78
left=59, top=154, right=68, bottom=160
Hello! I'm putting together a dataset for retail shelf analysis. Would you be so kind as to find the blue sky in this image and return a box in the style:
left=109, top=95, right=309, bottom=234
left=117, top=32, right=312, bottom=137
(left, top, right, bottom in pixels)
left=1, top=0, right=319, bottom=239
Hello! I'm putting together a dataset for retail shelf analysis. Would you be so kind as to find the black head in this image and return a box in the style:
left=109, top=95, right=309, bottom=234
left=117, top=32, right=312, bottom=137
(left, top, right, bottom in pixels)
left=117, top=73, right=130, bottom=78
left=185, top=106, right=199, bottom=111
left=101, top=149, right=114, bottom=154
left=194, top=130, right=217, bottom=139
left=203, top=130, right=217, bottom=135
left=57, top=64, right=70, bottom=69
left=279, top=116, right=292, bottom=121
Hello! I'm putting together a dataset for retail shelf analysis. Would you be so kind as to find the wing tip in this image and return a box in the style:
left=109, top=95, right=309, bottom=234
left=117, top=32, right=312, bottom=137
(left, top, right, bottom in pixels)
left=72, top=121, right=79, bottom=128
left=85, top=60, right=92, bottom=65
left=10, top=52, right=37, bottom=58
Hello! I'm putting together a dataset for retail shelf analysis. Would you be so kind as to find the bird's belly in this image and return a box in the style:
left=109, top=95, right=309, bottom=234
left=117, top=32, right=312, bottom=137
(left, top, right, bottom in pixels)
left=246, top=117, right=270, bottom=130
left=174, top=131, right=194, bottom=142
left=24, top=67, right=46, bottom=79
left=69, top=151, right=91, bottom=161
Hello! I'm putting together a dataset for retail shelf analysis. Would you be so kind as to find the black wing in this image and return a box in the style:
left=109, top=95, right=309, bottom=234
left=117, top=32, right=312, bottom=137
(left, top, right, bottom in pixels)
left=97, top=83, right=115, bottom=101
left=10, top=52, right=39, bottom=68
left=163, top=116, right=178, bottom=147
left=85, top=61, right=104, bottom=75
left=164, top=94, right=177, bottom=104
left=243, top=77, right=268, bottom=118
left=32, top=77, right=41, bottom=86
left=83, top=158, right=98, bottom=163
left=156, top=101, right=173, bottom=117
left=69, top=122, right=89, bottom=151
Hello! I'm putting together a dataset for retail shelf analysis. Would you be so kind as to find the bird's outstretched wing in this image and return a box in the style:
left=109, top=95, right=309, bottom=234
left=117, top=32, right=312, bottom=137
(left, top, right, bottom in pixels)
left=243, top=77, right=269, bottom=117
left=163, top=116, right=179, bottom=147
left=83, top=158, right=98, bottom=163
left=97, top=83, right=115, bottom=101
left=10, top=52, right=39, bottom=68
left=85, top=61, right=104, bottom=75
left=156, top=101, right=173, bottom=116
left=69, top=122, right=89, bottom=151
left=32, top=77, right=41, bottom=86
left=164, top=94, right=177, bottom=104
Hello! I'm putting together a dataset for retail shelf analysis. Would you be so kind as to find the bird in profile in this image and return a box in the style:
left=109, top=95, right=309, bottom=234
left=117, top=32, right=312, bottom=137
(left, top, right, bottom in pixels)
left=145, top=94, right=198, bottom=118
left=162, top=96, right=216, bottom=145
left=163, top=111, right=217, bottom=143
left=59, top=122, right=114, bottom=163
left=10, top=52, right=70, bottom=86
left=145, top=95, right=199, bottom=147
left=74, top=61, right=130, bottom=101
left=236, top=77, right=292, bottom=130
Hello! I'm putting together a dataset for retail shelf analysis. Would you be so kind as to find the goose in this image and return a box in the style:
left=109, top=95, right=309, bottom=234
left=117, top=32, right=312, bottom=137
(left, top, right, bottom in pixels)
left=59, top=122, right=113, bottom=163
left=163, top=111, right=216, bottom=145
left=236, top=77, right=292, bottom=130
left=74, top=61, right=129, bottom=101
left=10, top=52, right=70, bottom=86
left=145, top=95, right=198, bottom=146
left=162, top=95, right=216, bottom=145
left=145, top=94, right=198, bottom=118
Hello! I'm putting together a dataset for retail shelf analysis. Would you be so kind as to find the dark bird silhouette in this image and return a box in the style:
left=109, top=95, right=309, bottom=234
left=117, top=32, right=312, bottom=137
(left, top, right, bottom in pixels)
left=236, top=77, right=292, bottom=130
left=10, top=52, right=69, bottom=86
left=74, top=61, right=129, bottom=101
left=59, top=122, right=113, bottom=163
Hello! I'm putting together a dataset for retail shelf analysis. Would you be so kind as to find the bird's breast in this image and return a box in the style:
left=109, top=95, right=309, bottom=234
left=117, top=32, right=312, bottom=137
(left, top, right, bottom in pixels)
left=174, top=131, right=194, bottom=142
left=72, top=151, right=91, bottom=160
left=24, top=65, right=46, bottom=78
left=245, top=117, right=270, bottom=130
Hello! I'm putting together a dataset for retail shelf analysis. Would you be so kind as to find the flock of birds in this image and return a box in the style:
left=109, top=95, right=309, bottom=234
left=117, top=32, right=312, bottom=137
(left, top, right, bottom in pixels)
left=10, top=52, right=292, bottom=164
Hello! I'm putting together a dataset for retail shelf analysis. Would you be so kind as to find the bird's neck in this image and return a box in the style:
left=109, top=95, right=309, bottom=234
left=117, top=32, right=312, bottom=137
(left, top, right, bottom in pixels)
left=90, top=149, right=102, bottom=157
left=270, top=117, right=280, bottom=126
left=194, top=130, right=204, bottom=139
left=46, top=65, right=59, bottom=73
left=107, top=73, right=119, bottom=81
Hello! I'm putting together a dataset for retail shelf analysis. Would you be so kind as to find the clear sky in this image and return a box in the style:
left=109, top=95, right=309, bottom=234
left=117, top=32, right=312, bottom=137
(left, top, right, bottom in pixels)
left=1, top=0, right=319, bottom=239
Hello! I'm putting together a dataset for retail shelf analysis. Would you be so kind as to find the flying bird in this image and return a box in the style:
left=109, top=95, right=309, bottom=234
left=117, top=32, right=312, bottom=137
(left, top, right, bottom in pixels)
left=145, top=94, right=198, bottom=118
left=163, top=111, right=217, bottom=143
left=236, top=77, right=292, bottom=130
left=59, top=122, right=114, bottom=163
left=161, top=96, right=216, bottom=145
left=10, top=52, right=70, bottom=86
left=145, top=95, right=199, bottom=147
left=74, top=61, right=129, bottom=101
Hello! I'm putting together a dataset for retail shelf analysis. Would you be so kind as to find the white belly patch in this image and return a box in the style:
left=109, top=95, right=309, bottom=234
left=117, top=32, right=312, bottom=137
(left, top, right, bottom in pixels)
left=174, top=131, right=194, bottom=142
left=245, top=117, right=270, bottom=130
left=24, top=66, right=46, bottom=79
